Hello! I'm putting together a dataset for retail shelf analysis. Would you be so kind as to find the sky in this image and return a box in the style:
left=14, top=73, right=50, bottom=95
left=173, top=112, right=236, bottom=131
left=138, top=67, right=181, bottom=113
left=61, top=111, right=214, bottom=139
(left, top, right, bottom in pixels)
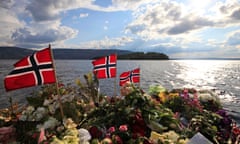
left=0, top=0, right=240, bottom=58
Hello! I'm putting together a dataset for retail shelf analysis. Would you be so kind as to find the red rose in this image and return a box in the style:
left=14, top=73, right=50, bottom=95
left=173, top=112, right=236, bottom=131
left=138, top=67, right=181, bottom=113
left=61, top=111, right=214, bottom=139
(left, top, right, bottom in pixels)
left=131, top=111, right=147, bottom=138
left=131, top=124, right=145, bottom=137
left=89, top=126, right=103, bottom=139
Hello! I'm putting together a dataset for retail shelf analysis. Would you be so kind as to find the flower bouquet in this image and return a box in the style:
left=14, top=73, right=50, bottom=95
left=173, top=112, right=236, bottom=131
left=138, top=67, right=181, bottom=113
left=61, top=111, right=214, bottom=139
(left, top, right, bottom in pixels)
left=0, top=72, right=239, bottom=144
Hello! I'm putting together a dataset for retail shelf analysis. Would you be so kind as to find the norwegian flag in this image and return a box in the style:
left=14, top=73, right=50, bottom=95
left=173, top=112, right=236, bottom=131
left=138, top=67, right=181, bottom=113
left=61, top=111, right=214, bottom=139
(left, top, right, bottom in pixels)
left=92, top=54, right=117, bottom=79
left=4, top=47, right=56, bottom=91
left=119, top=68, right=140, bottom=86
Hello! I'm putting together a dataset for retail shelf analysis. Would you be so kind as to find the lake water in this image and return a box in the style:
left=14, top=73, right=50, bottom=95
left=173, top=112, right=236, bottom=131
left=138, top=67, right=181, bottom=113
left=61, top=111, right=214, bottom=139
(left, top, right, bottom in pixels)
left=1, top=60, right=240, bottom=123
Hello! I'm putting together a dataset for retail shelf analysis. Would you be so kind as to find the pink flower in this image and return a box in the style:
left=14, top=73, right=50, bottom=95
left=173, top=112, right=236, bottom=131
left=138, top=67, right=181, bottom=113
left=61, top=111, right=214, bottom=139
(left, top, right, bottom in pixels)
left=38, top=128, right=45, bottom=144
left=183, top=89, right=188, bottom=94
left=119, top=125, right=128, bottom=132
left=108, top=126, right=116, bottom=133
left=174, top=112, right=180, bottom=119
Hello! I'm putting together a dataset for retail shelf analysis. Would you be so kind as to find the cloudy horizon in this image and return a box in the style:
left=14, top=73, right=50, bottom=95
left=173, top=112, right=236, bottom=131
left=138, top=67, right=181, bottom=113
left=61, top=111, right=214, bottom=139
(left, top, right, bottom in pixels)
left=0, top=0, right=240, bottom=58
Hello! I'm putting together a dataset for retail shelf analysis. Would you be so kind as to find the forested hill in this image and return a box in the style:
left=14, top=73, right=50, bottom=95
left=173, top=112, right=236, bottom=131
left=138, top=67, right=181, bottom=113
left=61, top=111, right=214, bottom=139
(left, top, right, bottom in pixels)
left=0, top=47, right=34, bottom=59
left=118, top=52, right=169, bottom=60
left=0, top=47, right=169, bottom=60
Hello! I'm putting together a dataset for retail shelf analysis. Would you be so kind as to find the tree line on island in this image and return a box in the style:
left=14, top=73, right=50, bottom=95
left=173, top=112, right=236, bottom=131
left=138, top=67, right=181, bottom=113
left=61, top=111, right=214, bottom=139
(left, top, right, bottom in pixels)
left=117, top=52, right=169, bottom=60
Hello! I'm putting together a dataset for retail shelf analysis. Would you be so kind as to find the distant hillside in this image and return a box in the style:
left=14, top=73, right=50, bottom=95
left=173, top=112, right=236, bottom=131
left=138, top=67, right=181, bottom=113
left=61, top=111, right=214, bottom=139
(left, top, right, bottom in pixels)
left=118, top=52, right=169, bottom=60
left=0, top=47, right=132, bottom=59
left=0, top=47, right=34, bottom=59
left=0, top=47, right=169, bottom=60
left=52, top=49, right=131, bottom=59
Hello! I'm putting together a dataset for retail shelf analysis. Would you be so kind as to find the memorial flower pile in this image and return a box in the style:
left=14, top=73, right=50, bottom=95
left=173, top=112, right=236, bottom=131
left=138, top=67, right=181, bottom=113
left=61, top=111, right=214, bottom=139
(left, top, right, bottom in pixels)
left=0, top=73, right=240, bottom=144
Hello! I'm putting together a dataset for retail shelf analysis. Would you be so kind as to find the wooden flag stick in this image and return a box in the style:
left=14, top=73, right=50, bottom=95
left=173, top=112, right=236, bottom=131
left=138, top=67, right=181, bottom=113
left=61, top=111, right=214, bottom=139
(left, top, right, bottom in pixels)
left=49, top=44, right=64, bottom=119
left=138, top=66, right=141, bottom=89
left=114, top=53, right=117, bottom=96
left=114, top=76, right=117, bottom=96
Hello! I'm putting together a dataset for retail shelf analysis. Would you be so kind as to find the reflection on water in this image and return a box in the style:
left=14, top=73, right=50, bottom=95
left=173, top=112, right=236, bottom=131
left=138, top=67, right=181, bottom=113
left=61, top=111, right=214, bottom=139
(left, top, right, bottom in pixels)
left=173, top=60, right=240, bottom=123
left=176, top=60, right=229, bottom=88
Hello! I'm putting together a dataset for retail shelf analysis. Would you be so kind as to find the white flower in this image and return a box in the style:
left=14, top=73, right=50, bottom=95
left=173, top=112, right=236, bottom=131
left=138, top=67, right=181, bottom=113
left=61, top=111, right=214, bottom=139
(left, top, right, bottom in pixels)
left=42, top=117, right=59, bottom=129
left=48, top=101, right=60, bottom=114
left=35, top=113, right=43, bottom=121
left=43, top=99, right=52, bottom=106
left=198, top=90, right=220, bottom=102
left=27, top=115, right=34, bottom=121
left=19, top=115, right=27, bottom=121
left=61, top=93, right=75, bottom=103
left=26, top=106, right=35, bottom=114
left=33, top=107, right=47, bottom=121
left=63, top=118, right=77, bottom=129
left=48, top=104, right=56, bottom=114
left=36, top=107, right=46, bottom=113
left=37, top=124, right=43, bottom=130
left=52, top=95, right=59, bottom=101
left=78, top=128, right=91, bottom=144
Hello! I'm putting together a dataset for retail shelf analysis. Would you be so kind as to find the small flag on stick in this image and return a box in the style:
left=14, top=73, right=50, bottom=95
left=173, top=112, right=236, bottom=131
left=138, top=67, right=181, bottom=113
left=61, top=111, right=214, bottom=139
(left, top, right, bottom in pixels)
left=4, top=46, right=56, bottom=91
left=92, top=54, right=117, bottom=79
left=119, top=68, right=140, bottom=86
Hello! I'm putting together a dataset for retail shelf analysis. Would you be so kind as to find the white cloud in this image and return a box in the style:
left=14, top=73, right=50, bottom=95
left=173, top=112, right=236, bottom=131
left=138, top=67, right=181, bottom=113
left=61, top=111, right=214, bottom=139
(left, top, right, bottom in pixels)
left=112, top=0, right=158, bottom=11
left=103, top=26, right=108, bottom=30
left=25, top=0, right=139, bottom=22
left=212, top=0, right=240, bottom=25
left=125, top=0, right=240, bottom=49
left=11, top=21, right=78, bottom=48
left=227, top=30, right=240, bottom=46
left=0, top=1, right=25, bottom=46
left=77, top=36, right=134, bottom=49
left=26, top=0, right=95, bottom=22
left=80, top=13, right=89, bottom=18
left=0, top=0, right=82, bottom=48
left=0, top=0, right=14, bottom=9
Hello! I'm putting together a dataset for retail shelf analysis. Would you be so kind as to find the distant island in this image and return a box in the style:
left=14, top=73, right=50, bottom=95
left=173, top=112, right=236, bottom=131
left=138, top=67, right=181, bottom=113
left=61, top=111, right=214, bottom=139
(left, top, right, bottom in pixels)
left=118, top=52, right=169, bottom=60
left=0, top=46, right=169, bottom=60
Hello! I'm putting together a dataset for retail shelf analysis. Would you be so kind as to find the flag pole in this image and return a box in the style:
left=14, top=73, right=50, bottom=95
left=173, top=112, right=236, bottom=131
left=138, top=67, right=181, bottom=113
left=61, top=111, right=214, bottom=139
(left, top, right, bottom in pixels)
left=49, top=44, right=64, bottom=119
left=114, top=76, right=117, bottom=96
left=114, top=53, right=117, bottom=96
left=138, top=65, right=141, bottom=89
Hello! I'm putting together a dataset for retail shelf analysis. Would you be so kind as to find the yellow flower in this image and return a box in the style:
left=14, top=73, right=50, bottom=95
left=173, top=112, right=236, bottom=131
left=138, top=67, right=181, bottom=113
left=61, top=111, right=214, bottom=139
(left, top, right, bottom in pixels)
left=158, top=92, right=167, bottom=103
left=168, top=93, right=179, bottom=99
left=150, top=131, right=182, bottom=144
left=150, top=131, right=165, bottom=143
left=163, top=130, right=179, bottom=142
left=178, top=138, right=189, bottom=144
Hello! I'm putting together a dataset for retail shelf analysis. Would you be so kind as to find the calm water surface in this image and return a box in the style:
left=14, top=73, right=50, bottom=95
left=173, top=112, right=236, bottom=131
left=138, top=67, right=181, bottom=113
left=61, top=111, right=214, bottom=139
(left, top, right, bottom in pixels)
left=0, top=60, right=240, bottom=123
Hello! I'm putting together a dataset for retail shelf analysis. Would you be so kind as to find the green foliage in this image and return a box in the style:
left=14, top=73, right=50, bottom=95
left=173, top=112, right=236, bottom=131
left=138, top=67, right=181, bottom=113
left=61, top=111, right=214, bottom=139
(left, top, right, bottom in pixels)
left=26, top=96, right=44, bottom=108
left=76, top=72, right=99, bottom=104
left=148, top=85, right=166, bottom=96
left=163, top=96, right=185, bottom=113
left=188, top=110, right=221, bottom=142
